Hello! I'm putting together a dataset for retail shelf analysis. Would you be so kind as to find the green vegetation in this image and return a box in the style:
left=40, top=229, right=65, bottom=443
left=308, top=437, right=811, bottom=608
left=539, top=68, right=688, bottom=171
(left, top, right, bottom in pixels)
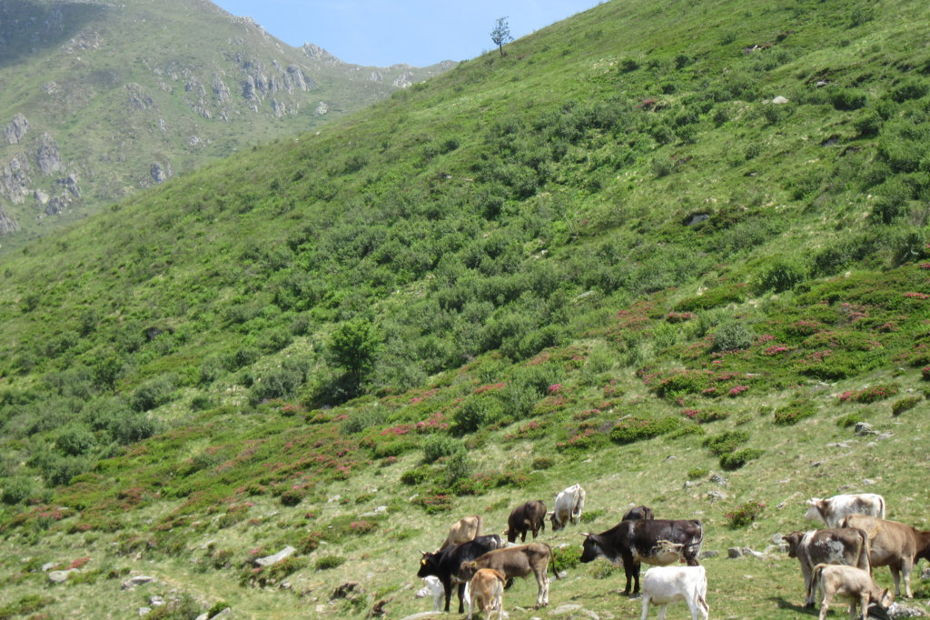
left=1, top=0, right=929, bottom=617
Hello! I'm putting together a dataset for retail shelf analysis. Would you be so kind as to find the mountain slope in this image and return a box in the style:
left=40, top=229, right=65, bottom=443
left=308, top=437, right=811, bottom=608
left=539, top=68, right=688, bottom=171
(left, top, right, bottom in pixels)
left=0, top=0, right=452, bottom=244
left=0, top=0, right=929, bottom=617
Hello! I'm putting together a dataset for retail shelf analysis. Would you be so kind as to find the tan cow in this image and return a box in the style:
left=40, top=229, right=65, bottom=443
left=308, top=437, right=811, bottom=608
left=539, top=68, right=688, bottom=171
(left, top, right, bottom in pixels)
left=438, top=515, right=483, bottom=552
left=843, top=514, right=930, bottom=598
left=465, top=568, right=506, bottom=620
left=811, top=563, right=893, bottom=620
left=458, top=543, right=558, bottom=608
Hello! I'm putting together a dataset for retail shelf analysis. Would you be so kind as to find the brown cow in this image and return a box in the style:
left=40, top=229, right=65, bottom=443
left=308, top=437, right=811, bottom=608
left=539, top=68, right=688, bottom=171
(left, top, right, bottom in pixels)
left=438, top=515, right=483, bottom=552
left=783, top=528, right=871, bottom=607
left=465, top=568, right=506, bottom=620
left=458, top=543, right=558, bottom=608
left=811, top=563, right=893, bottom=620
left=843, top=514, right=930, bottom=598
left=505, top=500, right=546, bottom=543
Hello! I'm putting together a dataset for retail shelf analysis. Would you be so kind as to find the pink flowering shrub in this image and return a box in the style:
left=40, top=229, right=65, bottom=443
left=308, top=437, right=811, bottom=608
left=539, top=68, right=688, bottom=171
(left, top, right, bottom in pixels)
left=728, top=385, right=749, bottom=397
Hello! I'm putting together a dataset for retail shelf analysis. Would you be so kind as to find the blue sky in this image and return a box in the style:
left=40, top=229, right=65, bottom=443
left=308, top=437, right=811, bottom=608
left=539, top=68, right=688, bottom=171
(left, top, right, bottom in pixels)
left=211, top=1, right=603, bottom=67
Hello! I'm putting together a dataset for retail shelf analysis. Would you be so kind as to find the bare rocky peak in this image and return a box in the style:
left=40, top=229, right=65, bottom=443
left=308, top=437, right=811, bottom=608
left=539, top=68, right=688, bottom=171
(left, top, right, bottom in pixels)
left=302, top=43, right=341, bottom=65
left=5, top=114, right=30, bottom=145
left=0, top=206, right=18, bottom=234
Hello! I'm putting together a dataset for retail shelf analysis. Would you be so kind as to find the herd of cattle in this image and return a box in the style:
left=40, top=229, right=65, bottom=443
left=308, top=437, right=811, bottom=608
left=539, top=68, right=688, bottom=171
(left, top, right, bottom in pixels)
left=412, top=486, right=930, bottom=619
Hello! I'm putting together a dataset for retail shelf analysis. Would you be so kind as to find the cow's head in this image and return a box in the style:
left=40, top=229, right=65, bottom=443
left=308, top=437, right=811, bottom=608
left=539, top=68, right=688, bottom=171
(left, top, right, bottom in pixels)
left=804, top=498, right=825, bottom=522
left=505, top=527, right=517, bottom=543
left=417, top=551, right=440, bottom=578
left=875, top=588, right=894, bottom=610
left=783, top=532, right=803, bottom=558
left=579, top=533, right=606, bottom=563
left=458, top=560, right=479, bottom=581
left=549, top=511, right=564, bottom=531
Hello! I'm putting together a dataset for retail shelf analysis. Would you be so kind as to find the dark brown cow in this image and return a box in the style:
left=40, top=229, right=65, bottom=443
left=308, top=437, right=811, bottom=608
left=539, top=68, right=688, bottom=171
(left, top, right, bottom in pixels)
left=505, top=500, right=546, bottom=543
left=580, top=519, right=703, bottom=595
left=783, top=528, right=871, bottom=607
left=459, top=543, right=557, bottom=608
left=622, top=505, right=655, bottom=521
left=843, top=514, right=930, bottom=598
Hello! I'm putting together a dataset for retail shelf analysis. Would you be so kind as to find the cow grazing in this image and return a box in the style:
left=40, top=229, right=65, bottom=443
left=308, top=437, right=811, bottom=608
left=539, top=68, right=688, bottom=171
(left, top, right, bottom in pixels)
left=438, top=515, right=483, bottom=552
left=506, top=500, right=547, bottom=543
left=414, top=575, right=444, bottom=611
left=783, top=528, right=871, bottom=607
left=640, top=565, right=709, bottom=620
left=459, top=543, right=557, bottom=609
left=843, top=514, right=930, bottom=598
left=465, top=568, right=506, bottom=620
left=623, top=505, right=655, bottom=521
left=550, top=484, right=586, bottom=531
left=805, top=493, right=886, bottom=528
left=580, top=519, right=703, bottom=595
left=417, top=534, right=503, bottom=613
left=811, top=563, right=893, bottom=620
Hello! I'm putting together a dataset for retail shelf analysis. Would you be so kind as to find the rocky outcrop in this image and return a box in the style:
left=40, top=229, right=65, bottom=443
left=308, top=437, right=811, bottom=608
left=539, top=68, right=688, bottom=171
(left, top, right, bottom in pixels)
left=315, top=101, right=329, bottom=115
left=5, top=113, right=29, bottom=144
left=58, top=173, right=80, bottom=198
left=302, top=43, right=341, bottom=65
left=151, top=162, right=171, bottom=184
left=285, top=65, right=311, bottom=92
left=212, top=75, right=231, bottom=103
left=0, top=206, right=19, bottom=234
left=126, top=83, right=154, bottom=111
left=392, top=71, right=415, bottom=89
left=36, top=133, right=62, bottom=174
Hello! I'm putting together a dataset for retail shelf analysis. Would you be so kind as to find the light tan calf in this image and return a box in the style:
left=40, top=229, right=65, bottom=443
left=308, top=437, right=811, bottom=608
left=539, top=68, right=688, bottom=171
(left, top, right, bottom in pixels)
left=438, top=515, right=483, bottom=552
left=466, top=568, right=506, bottom=620
left=812, top=563, right=893, bottom=620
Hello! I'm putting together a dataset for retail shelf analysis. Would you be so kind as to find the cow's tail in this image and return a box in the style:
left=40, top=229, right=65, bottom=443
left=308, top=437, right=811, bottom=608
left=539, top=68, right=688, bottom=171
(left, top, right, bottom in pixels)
left=878, top=496, right=886, bottom=520
left=685, top=520, right=704, bottom=564
left=475, top=514, right=483, bottom=538
left=853, top=527, right=871, bottom=573
left=546, top=544, right=562, bottom=580
left=811, top=563, right=827, bottom=604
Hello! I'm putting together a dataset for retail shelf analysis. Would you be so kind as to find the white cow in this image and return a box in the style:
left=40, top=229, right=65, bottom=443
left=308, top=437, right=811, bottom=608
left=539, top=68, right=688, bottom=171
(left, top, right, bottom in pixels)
left=549, top=484, right=586, bottom=531
left=805, top=493, right=885, bottom=528
left=415, top=575, right=444, bottom=611
left=640, top=565, right=709, bottom=620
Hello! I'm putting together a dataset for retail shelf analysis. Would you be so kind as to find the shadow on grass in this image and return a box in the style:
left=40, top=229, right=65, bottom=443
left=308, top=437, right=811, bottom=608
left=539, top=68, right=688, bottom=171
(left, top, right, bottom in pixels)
left=770, top=596, right=817, bottom=615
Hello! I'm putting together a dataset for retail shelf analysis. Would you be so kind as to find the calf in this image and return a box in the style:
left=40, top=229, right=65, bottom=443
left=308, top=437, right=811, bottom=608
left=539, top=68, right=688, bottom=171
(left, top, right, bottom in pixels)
left=438, top=515, right=483, bottom=552
left=459, top=543, right=557, bottom=608
left=550, top=484, right=586, bottom=531
left=580, top=519, right=703, bottom=595
left=811, top=563, right=893, bottom=620
left=506, top=500, right=546, bottom=543
left=414, top=575, right=444, bottom=611
left=843, top=514, right=930, bottom=598
left=623, top=505, right=655, bottom=521
left=805, top=493, right=885, bottom=528
left=417, top=534, right=503, bottom=613
left=783, top=528, right=871, bottom=607
left=465, top=568, right=506, bottom=620
left=640, top=565, right=709, bottom=620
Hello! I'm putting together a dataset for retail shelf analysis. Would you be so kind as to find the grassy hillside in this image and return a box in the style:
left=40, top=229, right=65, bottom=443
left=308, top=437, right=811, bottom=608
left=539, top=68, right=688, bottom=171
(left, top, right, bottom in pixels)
left=1, top=0, right=930, bottom=617
left=0, top=0, right=451, bottom=244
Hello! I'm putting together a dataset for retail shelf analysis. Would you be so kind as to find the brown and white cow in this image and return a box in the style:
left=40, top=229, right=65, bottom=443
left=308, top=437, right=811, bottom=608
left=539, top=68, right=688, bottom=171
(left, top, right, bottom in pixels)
left=580, top=519, right=703, bottom=596
left=783, top=528, right=871, bottom=607
left=438, top=515, right=483, bottom=552
left=805, top=493, right=885, bottom=528
left=458, top=543, right=558, bottom=608
left=465, top=568, right=506, bottom=620
left=505, top=500, right=546, bottom=543
left=811, top=563, right=894, bottom=620
left=843, top=514, right=930, bottom=598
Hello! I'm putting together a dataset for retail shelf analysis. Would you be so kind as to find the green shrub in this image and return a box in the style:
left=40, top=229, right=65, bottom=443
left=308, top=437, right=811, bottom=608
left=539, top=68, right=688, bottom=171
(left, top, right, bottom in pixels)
left=836, top=413, right=865, bottom=428
left=1, top=477, right=36, bottom=505
left=891, top=396, right=922, bottom=416
left=773, top=399, right=817, bottom=425
left=400, top=465, right=432, bottom=486
left=687, top=468, right=709, bottom=480
left=725, top=501, right=765, bottom=528
left=340, top=408, right=385, bottom=434
left=829, top=88, right=866, bottom=111
left=413, top=493, right=454, bottom=514
left=249, top=365, right=305, bottom=405
left=422, top=435, right=464, bottom=464
left=720, top=448, right=763, bottom=470
left=279, top=489, right=305, bottom=506
left=890, top=78, right=928, bottom=103
left=130, top=375, right=176, bottom=412
left=754, top=260, right=806, bottom=293
left=674, top=285, right=746, bottom=311
left=712, top=322, right=755, bottom=352
left=55, top=424, right=96, bottom=456
left=703, top=430, right=750, bottom=456
left=315, top=555, right=345, bottom=571
left=610, top=416, right=683, bottom=445
left=452, top=394, right=505, bottom=434
left=443, top=451, right=473, bottom=486
left=854, top=110, right=882, bottom=138
left=111, top=413, right=158, bottom=444
left=532, top=456, right=554, bottom=470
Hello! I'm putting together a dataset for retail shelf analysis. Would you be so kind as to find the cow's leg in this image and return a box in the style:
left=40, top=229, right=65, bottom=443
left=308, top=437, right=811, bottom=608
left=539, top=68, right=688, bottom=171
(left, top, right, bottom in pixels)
left=632, top=560, right=642, bottom=595
left=853, top=595, right=864, bottom=620
left=890, top=564, right=903, bottom=598
left=656, top=604, right=668, bottom=620
left=698, top=591, right=710, bottom=620
left=686, top=595, right=701, bottom=620
left=621, top=552, right=634, bottom=595
left=801, top=561, right=815, bottom=607
left=640, top=593, right=651, bottom=620
left=442, top=576, right=453, bottom=612
left=818, top=590, right=832, bottom=620
left=902, top=558, right=914, bottom=598
left=457, top=581, right=466, bottom=614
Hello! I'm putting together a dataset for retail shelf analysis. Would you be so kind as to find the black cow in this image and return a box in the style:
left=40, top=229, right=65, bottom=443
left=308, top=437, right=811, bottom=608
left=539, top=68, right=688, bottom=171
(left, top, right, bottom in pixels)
left=580, top=519, right=703, bottom=595
left=506, top=500, right=547, bottom=543
left=622, top=505, right=654, bottom=521
left=417, top=534, right=503, bottom=612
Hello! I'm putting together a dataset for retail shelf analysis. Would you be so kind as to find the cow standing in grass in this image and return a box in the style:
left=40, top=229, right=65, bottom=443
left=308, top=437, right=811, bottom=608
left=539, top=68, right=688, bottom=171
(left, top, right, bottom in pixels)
left=506, top=500, right=546, bottom=543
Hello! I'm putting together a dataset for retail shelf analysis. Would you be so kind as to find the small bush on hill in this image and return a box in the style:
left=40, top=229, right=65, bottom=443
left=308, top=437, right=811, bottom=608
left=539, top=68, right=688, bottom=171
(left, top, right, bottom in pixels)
left=422, top=435, right=464, bottom=464
left=773, top=399, right=817, bottom=425
left=891, top=396, right=922, bottom=416
left=720, top=448, right=763, bottom=470
left=703, top=430, right=750, bottom=456
left=754, top=260, right=806, bottom=293
left=725, top=501, right=765, bottom=528
left=610, top=416, right=683, bottom=444
left=829, top=88, right=866, bottom=111
left=713, top=322, right=755, bottom=352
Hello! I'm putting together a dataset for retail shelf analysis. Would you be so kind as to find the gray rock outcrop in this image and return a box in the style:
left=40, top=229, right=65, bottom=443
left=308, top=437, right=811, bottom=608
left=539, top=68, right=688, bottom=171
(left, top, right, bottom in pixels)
left=5, top=114, right=30, bottom=144
left=36, top=133, right=62, bottom=175
left=150, top=162, right=171, bottom=184
left=0, top=207, right=18, bottom=235
left=254, top=545, right=295, bottom=567
left=1, top=154, right=32, bottom=204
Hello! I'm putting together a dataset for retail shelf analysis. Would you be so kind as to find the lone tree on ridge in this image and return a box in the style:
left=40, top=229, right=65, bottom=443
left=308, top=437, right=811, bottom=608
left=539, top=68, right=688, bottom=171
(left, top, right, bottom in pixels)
left=490, top=16, right=513, bottom=56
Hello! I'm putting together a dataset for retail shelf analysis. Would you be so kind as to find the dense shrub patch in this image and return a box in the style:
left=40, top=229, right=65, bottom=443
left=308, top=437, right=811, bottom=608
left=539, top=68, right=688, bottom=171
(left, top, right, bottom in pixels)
left=773, top=399, right=817, bottom=425
left=610, top=416, right=684, bottom=444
